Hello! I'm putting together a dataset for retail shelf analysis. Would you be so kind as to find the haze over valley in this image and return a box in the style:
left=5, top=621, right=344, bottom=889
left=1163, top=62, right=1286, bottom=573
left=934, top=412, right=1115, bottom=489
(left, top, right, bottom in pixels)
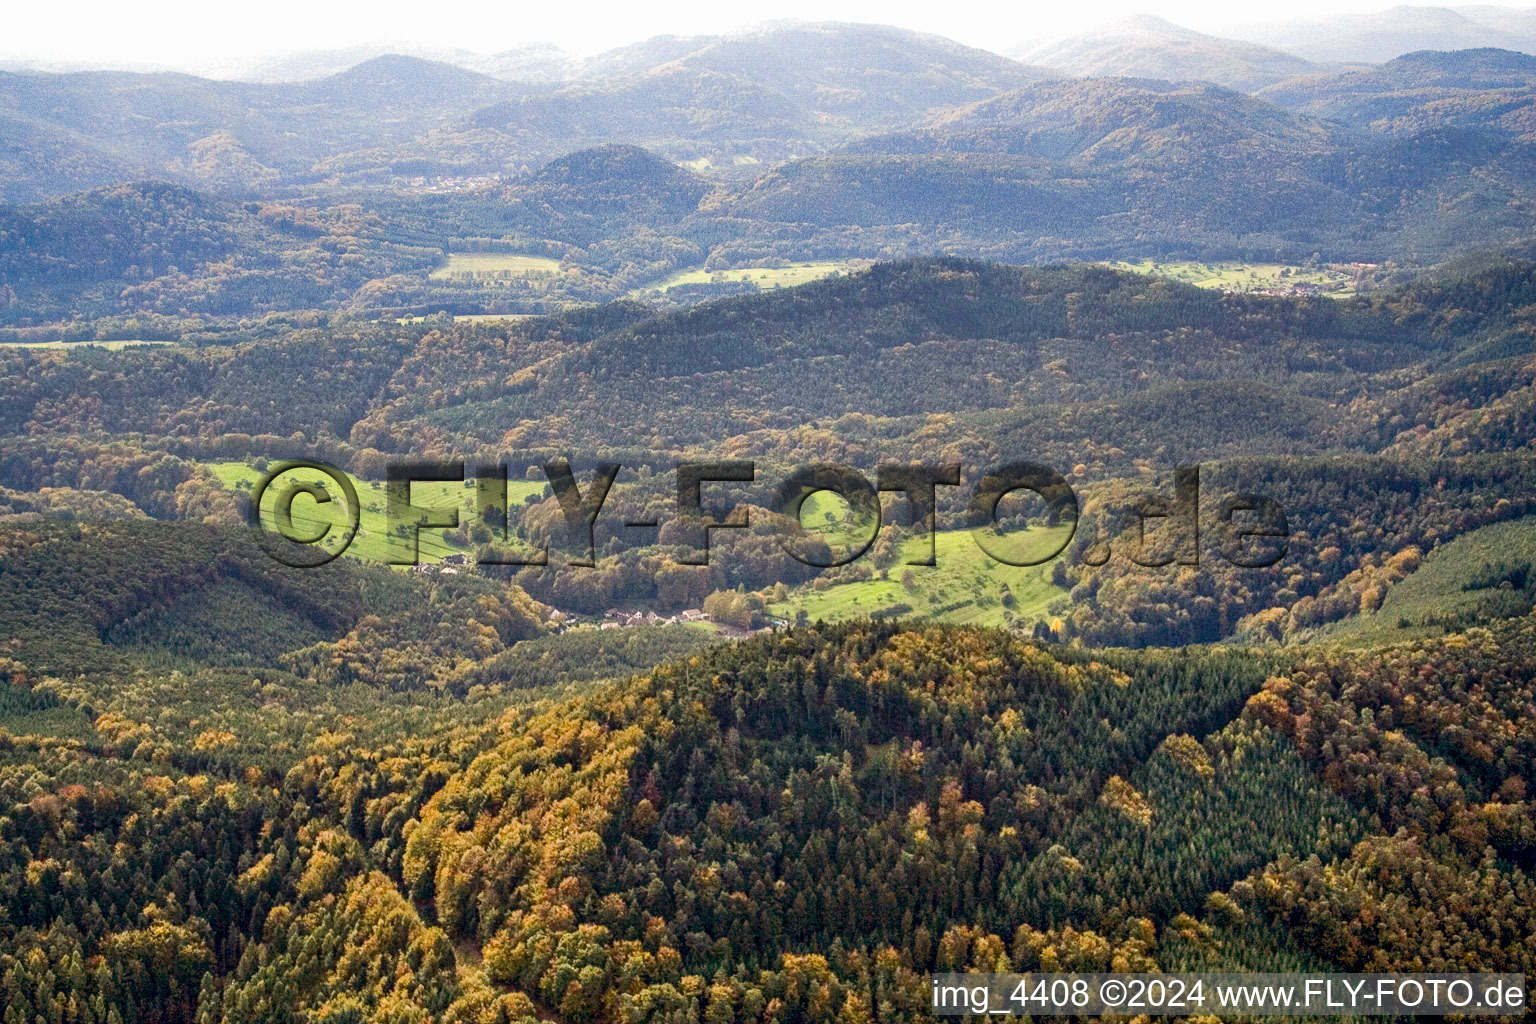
left=4, top=7, right=1536, bottom=1024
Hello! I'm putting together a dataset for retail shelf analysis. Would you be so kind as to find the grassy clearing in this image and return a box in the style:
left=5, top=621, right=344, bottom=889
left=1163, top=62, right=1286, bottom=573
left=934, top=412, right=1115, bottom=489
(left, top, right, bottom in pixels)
left=634, top=261, right=855, bottom=296
left=0, top=339, right=176, bottom=350
left=1107, top=260, right=1359, bottom=296
left=767, top=524, right=1070, bottom=628
left=1318, top=516, right=1536, bottom=647
left=209, top=461, right=546, bottom=565
left=394, top=313, right=538, bottom=325
left=796, top=489, right=880, bottom=555
left=429, top=253, right=564, bottom=282
left=679, top=156, right=761, bottom=172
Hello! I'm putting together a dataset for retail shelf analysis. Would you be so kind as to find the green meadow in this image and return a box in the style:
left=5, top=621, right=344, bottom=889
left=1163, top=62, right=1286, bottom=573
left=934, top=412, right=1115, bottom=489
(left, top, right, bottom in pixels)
left=0, top=339, right=177, bottom=350
left=209, top=461, right=546, bottom=565
left=635, top=261, right=854, bottom=296
left=1107, top=259, right=1358, bottom=295
left=429, top=253, right=565, bottom=281
left=767, top=519, right=1070, bottom=629
left=215, top=460, right=1071, bottom=627
left=394, top=313, right=538, bottom=324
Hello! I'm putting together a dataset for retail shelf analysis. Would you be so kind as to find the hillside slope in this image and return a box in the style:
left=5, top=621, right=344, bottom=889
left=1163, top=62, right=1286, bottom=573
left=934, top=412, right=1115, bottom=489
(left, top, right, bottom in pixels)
left=1228, top=4, right=1536, bottom=63
left=1013, top=15, right=1326, bottom=92
left=1261, top=47, right=1536, bottom=137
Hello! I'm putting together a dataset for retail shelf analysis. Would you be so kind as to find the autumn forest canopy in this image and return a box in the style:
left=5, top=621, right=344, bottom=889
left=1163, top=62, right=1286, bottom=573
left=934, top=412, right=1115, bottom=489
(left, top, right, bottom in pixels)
left=4, top=11, right=1536, bottom=1024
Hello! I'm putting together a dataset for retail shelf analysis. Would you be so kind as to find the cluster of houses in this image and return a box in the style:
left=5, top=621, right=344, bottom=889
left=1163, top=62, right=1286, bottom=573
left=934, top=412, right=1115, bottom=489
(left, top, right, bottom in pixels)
left=1253, top=281, right=1327, bottom=297
left=1246, top=263, right=1378, bottom=298
left=401, top=174, right=502, bottom=195
left=409, top=556, right=782, bottom=636
left=412, top=552, right=469, bottom=575
left=600, top=607, right=711, bottom=629
left=598, top=607, right=782, bottom=637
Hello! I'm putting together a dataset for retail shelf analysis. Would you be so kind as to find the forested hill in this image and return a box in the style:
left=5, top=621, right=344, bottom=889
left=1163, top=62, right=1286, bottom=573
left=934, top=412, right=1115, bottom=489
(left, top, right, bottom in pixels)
left=4, top=255, right=1536, bottom=469
left=5, top=605, right=1532, bottom=1022
left=393, top=617, right=1536, bottom=1019
left=573, top=22, right=1053, bottom=121
left=10, top=255, right=1536, bottom=457
left=1259, top=47, right=1536, bottom=135
left=505, top=144, right=714, bottom=234
left=848, top=78, right=1344, bottom=161
left=0, top=145, right=716, bottom=326
left=551, top=259, right=1336, bottom=381
left=1011, top=15, right=1325, bottom=92
left=0, top=183, right=237, bottom=288
left=0, top=181, right=442, bottom=323
left=445, top=255, right=1536, bottom=390
left=0, top=518, right=552, bottom=681
left=735, top=77, right=1536, bottom=261
left=0, top=56, right=517, bottom=203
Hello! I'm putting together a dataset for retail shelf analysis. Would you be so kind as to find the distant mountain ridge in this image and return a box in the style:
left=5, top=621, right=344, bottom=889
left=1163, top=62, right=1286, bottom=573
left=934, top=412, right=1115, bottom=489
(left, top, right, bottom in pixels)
left=1012, top=7, right=1536, bottom=83
left=0, top=23, right=1052, bottom=203
left=733, top=75, right=1536, bottom=263
left=5, top=17, right=1536, bottom=284
left=204, top=42, right=580, bottom=84
left=11, top=16, right=1536, bottom=209
left=850, top=77, right=1344, bottom=162
left=1011, top=15, right=1333, bottom=92
left=1260, top=48, right=1536, bottom=137
left=11, top=77, right=1536, bottom=330
left=0, top=56, right=516, bottom=202
left=446, top=23, right=1055, bottom=171
left=14, top=6, right=1536, bottom=87
left=1226, top=4, right=1536, bottom=63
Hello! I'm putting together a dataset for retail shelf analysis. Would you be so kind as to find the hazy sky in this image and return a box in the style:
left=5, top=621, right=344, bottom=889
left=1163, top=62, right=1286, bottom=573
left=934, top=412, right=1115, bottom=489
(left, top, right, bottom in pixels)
left=0, top=0, right=1506, bottom=71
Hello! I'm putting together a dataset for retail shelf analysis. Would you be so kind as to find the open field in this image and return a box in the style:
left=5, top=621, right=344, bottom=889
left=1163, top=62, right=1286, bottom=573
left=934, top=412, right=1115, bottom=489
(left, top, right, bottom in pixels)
left=767, top=524, right=1070, bottom=628
left=634, top=260, right=857, bottom=296
left=1107, top=259, right=1360, bottom=296
left=428, top=253, right=565, bottom=282
left=679, top=156, right=762, bottom=172
left=209, top=461, right=547, bottom=565
left=395, top=313, right=538, bottom=324
left=0, top=339, right=176, bottom=350
left=795, top=488, right=881, bottom=555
